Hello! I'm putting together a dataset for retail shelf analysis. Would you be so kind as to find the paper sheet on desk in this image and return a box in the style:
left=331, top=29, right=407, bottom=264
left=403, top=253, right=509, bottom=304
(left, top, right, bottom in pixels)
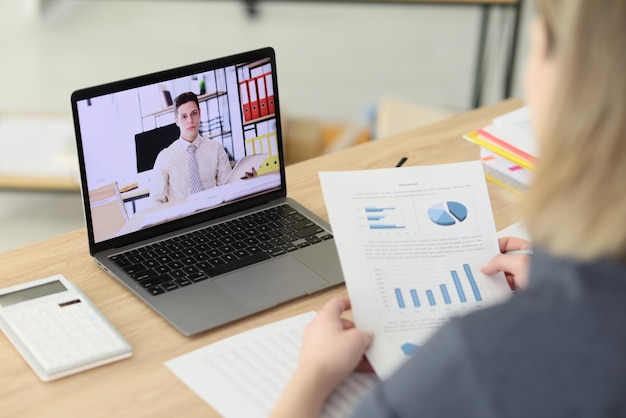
left=165, top=312, right=377, bottom=418
left=319, top=161, right=512, bottom=379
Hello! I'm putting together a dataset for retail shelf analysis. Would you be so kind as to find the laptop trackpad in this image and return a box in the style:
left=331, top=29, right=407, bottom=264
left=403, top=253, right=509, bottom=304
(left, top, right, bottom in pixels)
left=214, top=256, right=328, bottom=311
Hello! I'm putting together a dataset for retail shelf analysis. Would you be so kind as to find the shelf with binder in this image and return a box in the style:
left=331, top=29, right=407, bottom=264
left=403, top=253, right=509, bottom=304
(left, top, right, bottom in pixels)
left=236, top=59, right=281, bottom=171
left=237, top=58, right=275, bottom=124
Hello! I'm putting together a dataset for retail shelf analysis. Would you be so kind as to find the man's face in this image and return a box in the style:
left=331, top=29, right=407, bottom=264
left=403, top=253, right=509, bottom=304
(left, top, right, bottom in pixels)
left=175, top=101, right=201, bottom=142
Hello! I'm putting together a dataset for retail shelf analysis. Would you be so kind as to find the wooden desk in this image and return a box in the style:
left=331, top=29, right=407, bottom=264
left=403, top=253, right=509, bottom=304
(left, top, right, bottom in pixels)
left=0, top=98, right=523, bottom=418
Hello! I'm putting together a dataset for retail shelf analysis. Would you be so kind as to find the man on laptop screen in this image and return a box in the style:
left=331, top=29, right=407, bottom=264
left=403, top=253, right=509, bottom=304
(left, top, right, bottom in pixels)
left=150, top=91, right=258, bottom=205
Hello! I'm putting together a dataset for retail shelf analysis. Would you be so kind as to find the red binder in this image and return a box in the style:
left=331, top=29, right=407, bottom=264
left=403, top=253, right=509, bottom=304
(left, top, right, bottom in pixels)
left=264, top=72, right=275, bottom=115
left=256, top=75, right=269, bottom=117
left=239, top=80, right=251, bottom=122
left=248, top=79, right=260, bottom=120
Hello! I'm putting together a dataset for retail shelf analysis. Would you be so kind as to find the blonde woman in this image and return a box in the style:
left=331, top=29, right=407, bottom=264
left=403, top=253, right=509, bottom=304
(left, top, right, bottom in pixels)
left=272, top=0, right=626, bottom=416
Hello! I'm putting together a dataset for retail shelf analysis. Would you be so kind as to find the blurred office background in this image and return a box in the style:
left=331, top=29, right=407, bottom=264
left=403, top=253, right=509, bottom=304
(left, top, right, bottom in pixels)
left=0, top=0, right=533, bottom=252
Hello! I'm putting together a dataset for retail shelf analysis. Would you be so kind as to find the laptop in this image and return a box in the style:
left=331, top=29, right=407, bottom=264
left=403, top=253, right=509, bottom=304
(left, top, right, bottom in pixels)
left=70, top=47, right=344, bottom=336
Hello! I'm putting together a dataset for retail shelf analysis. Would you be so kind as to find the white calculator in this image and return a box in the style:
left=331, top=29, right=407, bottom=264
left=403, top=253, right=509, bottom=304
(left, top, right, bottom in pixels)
left=0, top=274, right=132, bottom=382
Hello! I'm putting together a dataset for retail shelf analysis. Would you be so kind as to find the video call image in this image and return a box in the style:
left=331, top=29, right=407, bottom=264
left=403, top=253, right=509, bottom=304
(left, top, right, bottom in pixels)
left=76, top=60, right=281, bottom=243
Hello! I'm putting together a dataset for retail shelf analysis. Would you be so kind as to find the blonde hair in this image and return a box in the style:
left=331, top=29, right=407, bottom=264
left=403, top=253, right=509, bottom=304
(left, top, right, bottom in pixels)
left=521, top=0, right=626, bottom=262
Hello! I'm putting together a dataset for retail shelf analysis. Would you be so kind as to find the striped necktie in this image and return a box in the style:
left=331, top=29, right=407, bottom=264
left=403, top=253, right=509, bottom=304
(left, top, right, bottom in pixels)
left=187, top=144, right=203, bottom=194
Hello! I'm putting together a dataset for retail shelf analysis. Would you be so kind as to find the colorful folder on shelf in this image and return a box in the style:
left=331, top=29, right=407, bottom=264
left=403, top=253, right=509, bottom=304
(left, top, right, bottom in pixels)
left=265, top=73, right=275, bottom=115
left=239, top=80, right=251, bottom=122
left=247, top=79, right=260, bottom=120
left=244, top=133, right=280, bottom=175
left=256, top=75, right=269, bottom=117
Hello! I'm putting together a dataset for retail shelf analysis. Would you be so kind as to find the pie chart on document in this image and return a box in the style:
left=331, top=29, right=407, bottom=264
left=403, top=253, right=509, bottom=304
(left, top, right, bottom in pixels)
left=428, top=201, right=467, bottom=226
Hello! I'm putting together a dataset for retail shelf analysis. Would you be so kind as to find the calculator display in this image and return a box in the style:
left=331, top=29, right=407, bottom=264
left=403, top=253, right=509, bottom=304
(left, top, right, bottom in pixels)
left=0, top=280, right=66, bottom=307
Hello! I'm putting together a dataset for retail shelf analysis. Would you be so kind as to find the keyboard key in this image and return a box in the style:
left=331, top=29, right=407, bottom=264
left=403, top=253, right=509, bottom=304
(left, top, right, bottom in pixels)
left=188, top=272, right=209, bottom=283
left=292, top=220, right=315, bottom=230
left=131, top=269, right=158, bottom=282
left=122, top=263, right=147, bottom=275
left=209, top=257, right=226, bottom=266
left=140, top=274, right=172, bottom=288
left=170, top=270, right=185, bottom=278
left=295, top=225, right=324, bottom=239
left=247, top=245, right=262, bottom=254
left=148, top=286, right=165, bottom=296
left=306, top=235, right=322, bottom=244
left=267, top=248, right=287, bottom=257
left=235, top=249, right=250, bottom=258
left=259, top=242, right=274, bottom=251
left=282, top=244, right=298, bottom=252
left=162, top=281, right=178, bottom=292
left=175, top=278, right=193, bottom=287
left=207, top=248, right=222, bottom=257
left=183, top=266, right=198, bottom=275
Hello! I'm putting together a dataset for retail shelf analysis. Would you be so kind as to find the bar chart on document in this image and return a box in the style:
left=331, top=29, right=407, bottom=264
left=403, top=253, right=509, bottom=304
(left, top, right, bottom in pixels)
left=370, top=259, right=506, bottom=357
left=357, top=203, right=413, bottom=234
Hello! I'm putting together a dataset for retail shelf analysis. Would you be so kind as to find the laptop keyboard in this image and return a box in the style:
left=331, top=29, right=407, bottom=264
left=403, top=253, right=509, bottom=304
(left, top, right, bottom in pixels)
left=108, top=204, right=333, bottom=296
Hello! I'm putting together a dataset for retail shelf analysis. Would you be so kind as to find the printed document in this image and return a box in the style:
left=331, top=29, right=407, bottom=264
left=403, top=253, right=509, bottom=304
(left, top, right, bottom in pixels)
left=319, top=161, right=512, bottom=379
left=165, top=312, right=377, bottom=418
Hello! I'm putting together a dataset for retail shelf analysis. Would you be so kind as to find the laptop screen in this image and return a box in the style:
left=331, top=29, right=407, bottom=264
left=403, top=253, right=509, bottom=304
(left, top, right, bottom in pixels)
left=71, top=48, right=285, bottom=249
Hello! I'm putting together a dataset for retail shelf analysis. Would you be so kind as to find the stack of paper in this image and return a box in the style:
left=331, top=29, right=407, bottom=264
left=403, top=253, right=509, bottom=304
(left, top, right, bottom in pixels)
left=463, top=106, right=536, bottom=192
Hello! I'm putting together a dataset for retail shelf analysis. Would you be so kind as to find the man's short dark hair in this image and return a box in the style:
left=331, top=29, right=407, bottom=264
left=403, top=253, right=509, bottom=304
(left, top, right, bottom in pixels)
left=174, top=91, right=199, bottom=115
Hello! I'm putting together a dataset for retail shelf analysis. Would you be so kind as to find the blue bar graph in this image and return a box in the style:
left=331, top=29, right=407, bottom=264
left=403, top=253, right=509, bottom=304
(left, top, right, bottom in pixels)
left=395, top=288, right=405, bottom=308
left=370, top=224, right=406, bottom=229
left=389, top=263, right=484, bottom=310
left=440, top=284, right=451, bottom=304
left=410, top=289, right=420, bottom=307
left=426, top=290, right=436, bottom=306
left=364, top=206, right=405, bottom=230
left=451, top=270, right=467, bottom=303
left=463, top=264, right=483, bottom=302
left=365, top=207, right=391, bottom=212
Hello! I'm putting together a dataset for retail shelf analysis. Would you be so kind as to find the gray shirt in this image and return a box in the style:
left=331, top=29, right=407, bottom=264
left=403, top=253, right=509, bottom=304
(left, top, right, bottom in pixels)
left=352, top=248, right=626, bottom=417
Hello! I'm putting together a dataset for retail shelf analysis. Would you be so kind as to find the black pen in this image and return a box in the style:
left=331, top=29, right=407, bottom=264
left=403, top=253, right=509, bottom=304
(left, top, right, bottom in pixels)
left=395, top=157, right=408, bottom=167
